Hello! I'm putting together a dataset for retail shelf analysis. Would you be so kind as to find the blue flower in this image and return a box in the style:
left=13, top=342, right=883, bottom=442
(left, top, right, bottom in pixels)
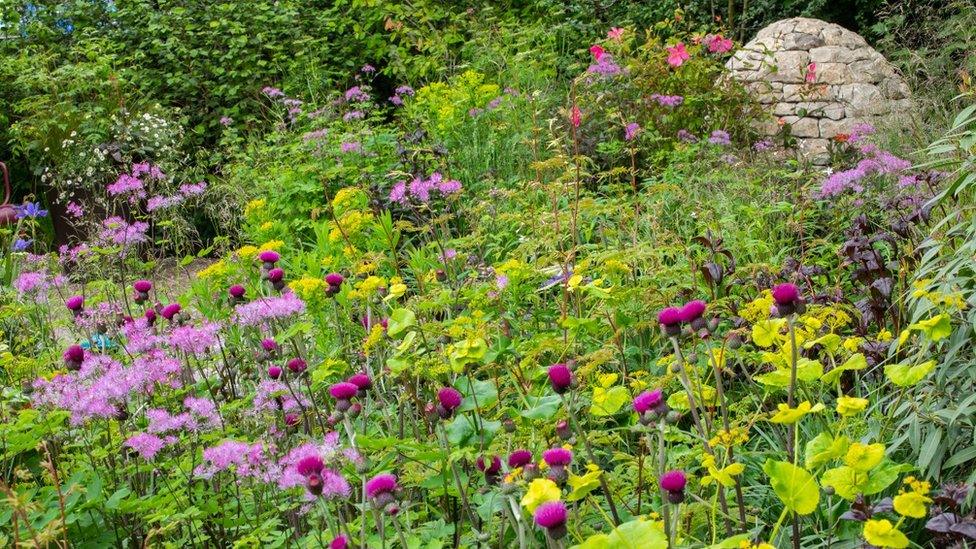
left=12, top=238, right=31, bottom=251
left=16, top=202, right=48, bottom=219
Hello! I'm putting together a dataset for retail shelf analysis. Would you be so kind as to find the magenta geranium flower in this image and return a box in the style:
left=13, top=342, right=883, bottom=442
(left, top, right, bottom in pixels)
left=666, top=42, right=690, bottom=67
left=547, top=363, right=573, bottom=394
left=542, top=447, right=573, bottom=467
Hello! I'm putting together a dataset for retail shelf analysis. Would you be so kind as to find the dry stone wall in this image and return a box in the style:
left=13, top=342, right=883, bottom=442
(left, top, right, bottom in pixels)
left=727, top=17, right=912, bottom=163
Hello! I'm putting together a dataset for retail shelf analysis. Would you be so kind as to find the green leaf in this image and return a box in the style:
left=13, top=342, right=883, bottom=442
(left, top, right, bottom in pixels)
left=589, top=386, right=630, bottom=416
left=820, top=465, right=863, bottom=500
left=573, top=519, right=667, bottom=549
left=521, top=395, right=562, bottom=420
left=457, top=377, right=498, bottom=413
left=885, top=359, right=937, bottom=387
left=915, top=313, right=951, bottom=341
left=387, top=308, right=416, bottom=338
left=566, top=467, right=603, bottom=502
left=820, top=353, right=867, bottom=384
left=752, top=318, right=786, bottom=348
left=805, top=433, right=849, bottom=469
left=763, top=459, right=820, bottom=515
left=862, top=460, right=911, bottom=495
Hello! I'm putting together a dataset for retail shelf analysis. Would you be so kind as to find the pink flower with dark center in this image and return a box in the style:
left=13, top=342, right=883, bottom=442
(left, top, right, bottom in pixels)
left=633, top=389, right=664, bottom=414
left=366, top=473, right=397, bottom=498
left=542, top=447, right=573, bottom=467
left=329, top=382, right=358, bottom=400
left=508, top=449, right=533, bottom=469
left=666, top=42, right=690, bottom=67
left=548, top=363, right=573, bottom=394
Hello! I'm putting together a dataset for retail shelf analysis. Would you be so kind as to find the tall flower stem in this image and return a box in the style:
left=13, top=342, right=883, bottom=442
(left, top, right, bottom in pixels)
left=560, top=393, right=621, bottom=525
left=505, top=496, right=527, bottom=549
left=705, top=338, right=747, bottom=530
left=786, top=316, right=800, bottom=549
left=437, top=424, right=481, bottom=534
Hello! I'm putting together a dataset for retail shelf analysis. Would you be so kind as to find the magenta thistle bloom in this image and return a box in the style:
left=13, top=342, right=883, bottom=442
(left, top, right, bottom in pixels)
left=63, top=345, right=85, bottom=370
left=325, top=273, right=344, bottom=287
left=296, top=454, right=325, bottom=477
left=160, top=303, right=181, bottom=321
left=229, top=284, right=246, bottom=298
left=657, top=307, right=681, bottom=326
left=508, top=449, right=533, bottom=469
left=477, top=455, right=502, bottom=475
left=534, top=500, right=568, bottom=538
left=268, top=365, right=282, bottom=379
left=660, top=469, right=688, bottom=503
left=437, top=387, right=462, bottom=411
left=633, top=389, right=664, bottom=415
left=65, top=295, right=84, bottom=311
left=133, top=280, right=152, bottom=293
left=542, top=447, right=573, bottom=467
left=624, top=122, right=641, bottom=141
left=267, top=268, right=284, bottom=283
left=679, top=300, right=706, bottom=322
left=258, top=250, right=280, bottom=264
left=772, top=283, right=800, bottom=305
left=330, top=536, right=348, bottom=549
left=233, top=292, right=305, bottom=327
left=534, top=500, right=567, bottom=527
left=547, top=363, right=573, bottom=394
left=365, top=473, right=398, bottom=499
left=286, top=358, right=307, bottom=374
left=347, top=372, right=372, bottom=390
left=261, top=338, right=278, bottom=352
left=330, top=382, right=358, bottom=400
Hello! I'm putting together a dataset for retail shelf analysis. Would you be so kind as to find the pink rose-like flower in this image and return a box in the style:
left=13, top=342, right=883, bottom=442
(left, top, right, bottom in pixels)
left=607, top=27, right=624, bottom=41
left=706, top=34, right=734, bottom=53
left=570, top=105, right=581, bottom=128
left=666, top=42, right=690, bottom=67
left=589, top=44, right=605, bottom=61
left=805, top=63, right=817, bottom=83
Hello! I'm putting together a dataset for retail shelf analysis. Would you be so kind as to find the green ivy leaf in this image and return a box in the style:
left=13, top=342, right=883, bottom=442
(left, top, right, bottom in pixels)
left=763, top=459, right=820, bottom=515
left=885, top=359, right=937, bottom=387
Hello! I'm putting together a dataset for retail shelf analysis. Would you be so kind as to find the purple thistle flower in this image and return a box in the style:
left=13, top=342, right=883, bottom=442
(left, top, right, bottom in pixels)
left=659, top=469, right=687, bottom=503
left=547, top=363, right=573, bottom=394
left=286, top=358, right=307, bottom=374
left=542, top=447, right=573, bottom=467
left=65, top=295, right=84, bottom=311
left=708, top=130, right=731, bottom=146
left=365, top=473, right=398, bottom=499
left=508, top=449, right=533, bottom=469
left=437, top=387, right=462, bottom=412
left=633, top=389, right=664, bottom=415
left=534, top=500, right=568, bottom=538
left=329, top=382, right=358, bottom=400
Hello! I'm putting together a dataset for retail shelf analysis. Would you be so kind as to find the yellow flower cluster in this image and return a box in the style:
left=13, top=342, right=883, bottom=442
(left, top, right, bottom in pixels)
left=892, top=476, right=932, bottom=518
left=363, top=324, right=385, bottom=357
left=197, top=260, right=230, bottom=280
left=329, top=211, right=374, bottom=243
left=347, top=276, right=386, bottom=300
left=709, top=426, right=750, bottom=448
left=913, top=279, right=967, bottom=310
left=244, top=198, right=266, bottom=217
left=289, top=277, right=325, bottom=298
left=259, top=240, right=283, bottom=251
left=740, top=292, right=773, bottom=323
